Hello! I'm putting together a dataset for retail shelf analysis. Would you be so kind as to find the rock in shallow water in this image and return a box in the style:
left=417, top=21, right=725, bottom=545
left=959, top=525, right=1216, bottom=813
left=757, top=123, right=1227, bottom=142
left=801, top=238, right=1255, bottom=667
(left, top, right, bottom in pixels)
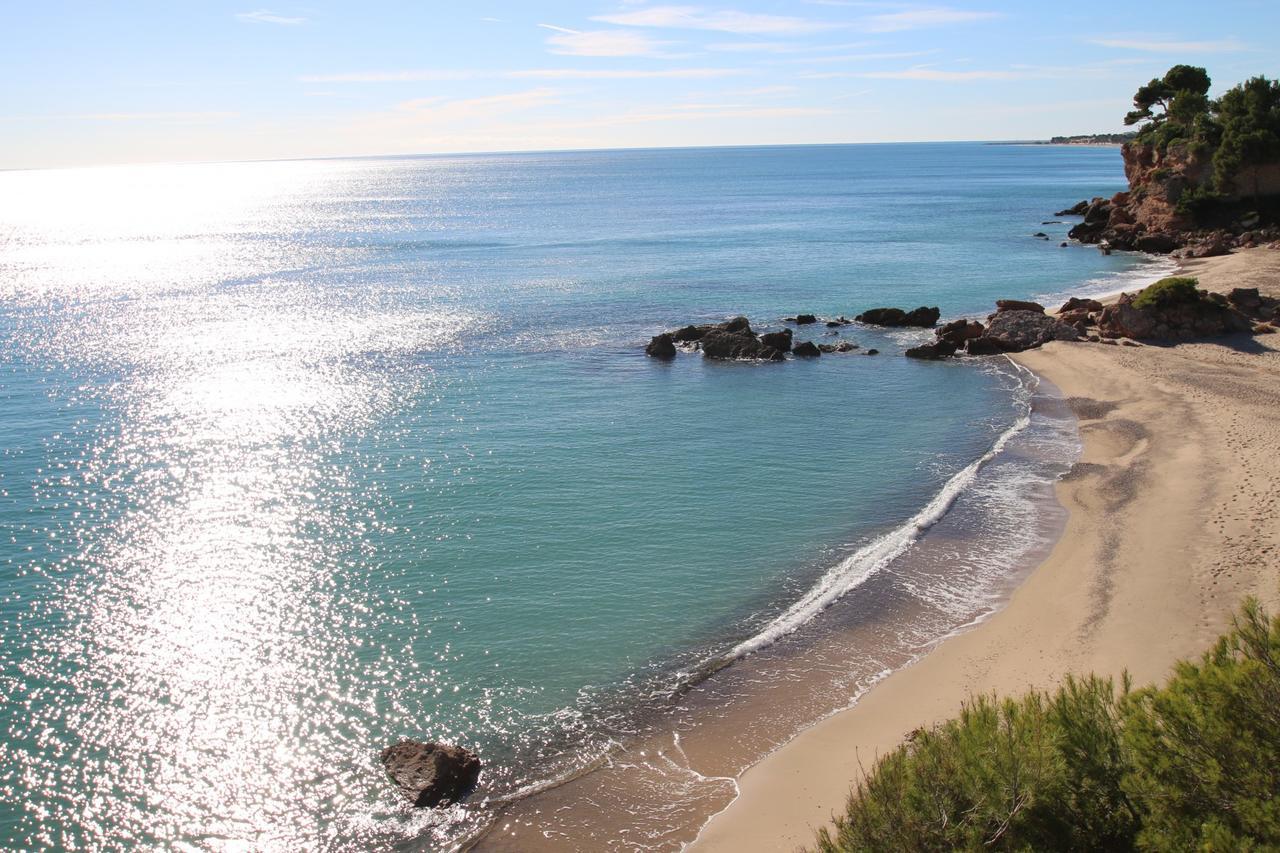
left=381, top=740, right=481, bottom=808
left=855, top=306, right=940, bottom=328
left=792, top=340, right=821, bottom=357
left=644, top=333, right=676, bottom=359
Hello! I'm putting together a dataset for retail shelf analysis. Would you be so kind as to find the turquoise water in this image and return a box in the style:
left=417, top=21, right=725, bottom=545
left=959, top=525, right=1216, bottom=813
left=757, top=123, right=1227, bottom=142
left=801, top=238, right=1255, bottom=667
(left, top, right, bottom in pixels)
left=0, top=144, right=1166, bottom=850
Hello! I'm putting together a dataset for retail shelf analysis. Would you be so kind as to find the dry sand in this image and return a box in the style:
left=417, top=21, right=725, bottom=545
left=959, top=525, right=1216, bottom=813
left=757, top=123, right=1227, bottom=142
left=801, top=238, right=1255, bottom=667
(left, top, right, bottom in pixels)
left=692, top=247, right=1280, bottom=852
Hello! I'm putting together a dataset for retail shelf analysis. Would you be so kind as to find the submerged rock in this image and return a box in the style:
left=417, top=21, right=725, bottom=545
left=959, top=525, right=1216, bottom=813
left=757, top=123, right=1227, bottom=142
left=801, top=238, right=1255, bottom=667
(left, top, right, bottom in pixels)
left=381, top=740, right=481, bottom=808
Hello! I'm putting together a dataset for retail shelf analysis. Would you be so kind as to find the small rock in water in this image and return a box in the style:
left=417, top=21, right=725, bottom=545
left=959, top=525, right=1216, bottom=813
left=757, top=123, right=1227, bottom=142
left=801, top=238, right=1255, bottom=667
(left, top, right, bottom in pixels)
left=381, top=740, right=481, bottom=808
left=645, top=333, right=676, bottom=359
left=792, top=340, right=821, bottom=357
left=792, top=314, right=818, bottom=325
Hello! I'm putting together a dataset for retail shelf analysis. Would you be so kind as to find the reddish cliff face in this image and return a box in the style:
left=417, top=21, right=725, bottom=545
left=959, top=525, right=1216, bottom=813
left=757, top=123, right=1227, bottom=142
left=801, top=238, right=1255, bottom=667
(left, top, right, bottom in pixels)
left=1062, top=142, right=1280, bottom=255
left=1118, top=142, right=1210, bottom=234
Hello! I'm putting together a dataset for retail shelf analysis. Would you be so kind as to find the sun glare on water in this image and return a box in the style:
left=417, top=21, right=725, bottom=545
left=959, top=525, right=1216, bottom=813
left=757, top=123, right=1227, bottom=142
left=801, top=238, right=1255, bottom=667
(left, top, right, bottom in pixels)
left=0, top=160, right=475, bottom=849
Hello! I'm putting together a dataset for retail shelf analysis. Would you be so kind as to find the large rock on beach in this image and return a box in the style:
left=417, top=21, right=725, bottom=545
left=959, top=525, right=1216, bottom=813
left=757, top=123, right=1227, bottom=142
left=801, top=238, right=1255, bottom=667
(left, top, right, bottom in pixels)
left=977, top=310, right=1080, bottom=352
left=1097, top=287, right=1252, bottom=341
left=645, top=334, right=676, bottom=359
left=1057, top=297, right=1104, bottom=314
left=994, top=299, right=1045, bottom=314
left=381, top=740, right=481, bottom=808
left=855, top=306, right=941, bottom=328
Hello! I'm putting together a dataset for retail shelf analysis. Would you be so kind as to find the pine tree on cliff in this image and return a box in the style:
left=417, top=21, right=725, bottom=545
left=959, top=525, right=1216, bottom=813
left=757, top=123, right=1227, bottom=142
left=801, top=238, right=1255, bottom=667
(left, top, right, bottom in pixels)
left=1124, top=65, right=1211, bottom=131
left=1213, top=76, right=1280, bottom=201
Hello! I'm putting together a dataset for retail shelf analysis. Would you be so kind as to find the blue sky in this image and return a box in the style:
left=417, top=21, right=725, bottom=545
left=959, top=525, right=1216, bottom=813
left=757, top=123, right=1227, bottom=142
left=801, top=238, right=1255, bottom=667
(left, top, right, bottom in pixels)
left=3, top=1, right=1278, bottom=168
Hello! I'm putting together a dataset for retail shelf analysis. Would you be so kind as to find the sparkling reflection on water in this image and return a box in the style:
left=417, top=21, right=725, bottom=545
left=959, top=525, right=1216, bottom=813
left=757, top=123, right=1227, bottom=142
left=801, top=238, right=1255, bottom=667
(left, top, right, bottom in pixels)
left=0, top=162, right=474, bottom=849
left=0, top=148, right=1139, bottom=849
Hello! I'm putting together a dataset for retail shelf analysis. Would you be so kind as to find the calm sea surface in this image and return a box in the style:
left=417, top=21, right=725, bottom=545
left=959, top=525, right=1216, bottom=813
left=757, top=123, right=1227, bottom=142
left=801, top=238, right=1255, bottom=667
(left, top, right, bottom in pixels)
left=0, top=144, right=1169, bottom=850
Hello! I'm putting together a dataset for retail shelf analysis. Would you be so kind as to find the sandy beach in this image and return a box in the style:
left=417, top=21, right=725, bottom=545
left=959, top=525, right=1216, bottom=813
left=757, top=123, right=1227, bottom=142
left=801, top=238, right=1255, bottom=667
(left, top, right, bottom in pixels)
left=693, top=247, right=1280, bottom=852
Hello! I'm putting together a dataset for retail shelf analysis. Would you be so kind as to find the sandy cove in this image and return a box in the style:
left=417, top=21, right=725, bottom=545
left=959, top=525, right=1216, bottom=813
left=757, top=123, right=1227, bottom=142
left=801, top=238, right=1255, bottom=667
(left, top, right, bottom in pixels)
left=693, top=247, right=1280, bottom=852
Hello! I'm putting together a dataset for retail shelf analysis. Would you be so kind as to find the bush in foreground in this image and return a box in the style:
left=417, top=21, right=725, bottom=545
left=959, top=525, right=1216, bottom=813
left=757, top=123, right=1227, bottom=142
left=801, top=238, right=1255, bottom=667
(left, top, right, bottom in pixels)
left=813, top=598, right=1280, bottom=852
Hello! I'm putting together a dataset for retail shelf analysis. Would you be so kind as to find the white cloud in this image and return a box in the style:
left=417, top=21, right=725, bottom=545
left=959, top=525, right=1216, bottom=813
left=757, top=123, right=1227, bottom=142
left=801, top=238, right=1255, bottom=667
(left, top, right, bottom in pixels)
left=594, top=5, right=838, bottom=35
left=862, top=8, right=1000, bottom=32
left=393, top=89, right=563, bottom=120
left=1089, top=37, right=1249, bottom=53
left=235, top=10, right=306, bottom=25
left=540, top=27, right=676, bottom=57
left=817, top=67, right=1020, bottom=81
left=300, top=68, right=744, bottom=83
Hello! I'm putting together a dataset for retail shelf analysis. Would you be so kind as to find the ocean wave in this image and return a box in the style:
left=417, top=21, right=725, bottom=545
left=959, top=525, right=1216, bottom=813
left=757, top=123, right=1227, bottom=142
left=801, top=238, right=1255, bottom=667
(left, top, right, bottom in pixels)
left=720, top=360, right=1040, bottom=663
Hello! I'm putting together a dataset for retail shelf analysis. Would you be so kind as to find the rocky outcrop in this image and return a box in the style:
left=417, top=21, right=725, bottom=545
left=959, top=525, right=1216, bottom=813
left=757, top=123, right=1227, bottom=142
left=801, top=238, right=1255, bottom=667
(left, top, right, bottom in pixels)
left=905, top=340, right=958, bottom=360
left=936, top=318, right=984, bottom=347
left=792, top=340, right=821, bottom=357
left=1056, top=141, right=1280, bottom=255
left=1058, top=297, right=1104, bottom=314
left=818, top=341, right=859, bottom=353
left=760, top=329, right=793, bottom=353
left=976, top=309, right=1080, bottom=351
left=645, top=334, right=676, bottom=359
left=700, top=327, right=785, bottom=361
left=995, top=299, right=1046, bottom=314
left=855, top=306, right=941, bottom=327
left=381, top=741, right=481, bottom=808
left=1096, top=290, right=1251, bottom=341
left=789, top=314, right=818, bottom=325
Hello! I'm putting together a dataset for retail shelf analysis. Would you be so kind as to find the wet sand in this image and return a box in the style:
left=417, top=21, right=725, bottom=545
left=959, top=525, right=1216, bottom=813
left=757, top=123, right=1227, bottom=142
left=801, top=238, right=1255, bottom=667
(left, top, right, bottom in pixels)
left=693, top=247, right=1280, bottom=852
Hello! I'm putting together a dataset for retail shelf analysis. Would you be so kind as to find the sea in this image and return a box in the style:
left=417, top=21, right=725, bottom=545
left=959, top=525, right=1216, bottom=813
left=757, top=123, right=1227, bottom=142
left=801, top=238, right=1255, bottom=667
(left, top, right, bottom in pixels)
left=0, top=143, right=1174, bottom=851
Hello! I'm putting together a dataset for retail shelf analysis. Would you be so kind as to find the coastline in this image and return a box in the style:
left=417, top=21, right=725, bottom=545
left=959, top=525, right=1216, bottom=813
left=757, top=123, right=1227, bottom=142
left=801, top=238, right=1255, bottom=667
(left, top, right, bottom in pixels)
left=692, top=247, right=1280, bottom=852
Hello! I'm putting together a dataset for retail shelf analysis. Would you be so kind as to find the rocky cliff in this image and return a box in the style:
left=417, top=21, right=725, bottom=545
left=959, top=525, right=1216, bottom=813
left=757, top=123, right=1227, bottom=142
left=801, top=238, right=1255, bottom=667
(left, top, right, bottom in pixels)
left=1061, top=142, right=1280, bottom=257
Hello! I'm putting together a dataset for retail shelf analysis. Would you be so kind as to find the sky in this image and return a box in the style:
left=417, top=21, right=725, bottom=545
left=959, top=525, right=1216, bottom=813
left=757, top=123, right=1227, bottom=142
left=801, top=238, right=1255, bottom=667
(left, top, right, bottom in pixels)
left=3, top=0, right=1279, bottom=169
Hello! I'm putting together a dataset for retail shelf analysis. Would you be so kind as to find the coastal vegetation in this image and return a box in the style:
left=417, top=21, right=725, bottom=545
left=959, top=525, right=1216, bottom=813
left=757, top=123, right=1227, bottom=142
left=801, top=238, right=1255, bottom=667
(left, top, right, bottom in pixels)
left=812, top=597, right=1280, bottom=851
left=1130, top=275, right=1200, bottom=309
left=1124, top=64, right=1280, bottom=198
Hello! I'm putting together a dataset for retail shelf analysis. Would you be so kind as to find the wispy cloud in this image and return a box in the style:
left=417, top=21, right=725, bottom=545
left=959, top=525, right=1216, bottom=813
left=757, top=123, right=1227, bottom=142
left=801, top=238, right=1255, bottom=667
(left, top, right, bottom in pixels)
left=394, top=89, right=563, bottom=119
left=235, top=9, right=306, bottom=25
left=812, top=67, right=1019, bottom=81
left=3, top=111, right=238, bottom=123
left=862, top=7, right=1000, bottom=32
left=594, top=5, right=838, bottom=35
left=538, top=25, right=677, bottom=57
left=1089, top=37, right=1249, bottom=53
left=784, top=50, right=936, bottom=64
left=706, top=39, right=870, bottom=53
left=300, top=68, right=745, bottom=83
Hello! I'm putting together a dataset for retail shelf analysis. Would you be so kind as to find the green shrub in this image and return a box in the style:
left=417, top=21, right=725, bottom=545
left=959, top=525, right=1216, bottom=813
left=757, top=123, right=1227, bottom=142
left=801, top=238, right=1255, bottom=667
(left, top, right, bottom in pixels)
left=813, top=598, right=1280, bottom=852
left=1133, top=276, right=1200, bottom=309
left=1123, top=599, right=1280, bottom=850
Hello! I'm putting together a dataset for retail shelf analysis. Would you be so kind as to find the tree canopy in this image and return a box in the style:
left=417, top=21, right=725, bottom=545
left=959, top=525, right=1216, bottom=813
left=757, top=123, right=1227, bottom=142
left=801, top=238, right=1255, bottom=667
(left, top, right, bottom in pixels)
left=1126, top=65, right=1280, bottom=197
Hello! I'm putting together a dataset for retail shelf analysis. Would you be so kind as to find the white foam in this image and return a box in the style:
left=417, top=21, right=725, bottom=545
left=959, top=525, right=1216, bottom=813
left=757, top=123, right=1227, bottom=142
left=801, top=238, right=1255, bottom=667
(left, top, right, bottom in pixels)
left=723, top=360, right=1039, bottom=662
